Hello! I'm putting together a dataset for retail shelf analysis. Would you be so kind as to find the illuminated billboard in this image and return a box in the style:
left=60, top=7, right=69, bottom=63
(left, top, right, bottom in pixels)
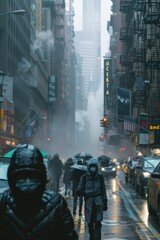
left=104, top=59, right=110, bottom=108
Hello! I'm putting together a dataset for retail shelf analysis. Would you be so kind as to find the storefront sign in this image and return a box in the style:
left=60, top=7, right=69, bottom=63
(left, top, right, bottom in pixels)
left=139, top=113, right=148, bottom=144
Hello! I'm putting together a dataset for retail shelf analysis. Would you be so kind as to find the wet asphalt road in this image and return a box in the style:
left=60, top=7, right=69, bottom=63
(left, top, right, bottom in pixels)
left=61, top=169, right=160, bottom=240
left=118, top=170, right=160, bottom=240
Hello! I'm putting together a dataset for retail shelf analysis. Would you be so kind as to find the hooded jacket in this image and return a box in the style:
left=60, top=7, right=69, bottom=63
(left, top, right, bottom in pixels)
left=0, top=144, right=78, bottom=240
left=76, top=158, right=107, bottom=223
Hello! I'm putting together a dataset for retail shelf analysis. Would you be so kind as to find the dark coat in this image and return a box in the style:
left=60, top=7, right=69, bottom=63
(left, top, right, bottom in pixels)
left=3, top=144, right=77, bottom=239
left=0, top=190, right=78, bottom=240
left=63, top=159, right=74, bottom=184
left=76, top=172, right=107, bottom=223
left=48, top=157, right=64, bottom=180
left=70, top=168, right=86, bottom=197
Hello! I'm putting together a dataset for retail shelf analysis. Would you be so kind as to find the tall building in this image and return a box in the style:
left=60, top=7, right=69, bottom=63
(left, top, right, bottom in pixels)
left=74, top=0, right=101, bottom=110
left=0, top=0, right=32, bottom=153
left=108, top=0, right=160, bottom=156
left=0, top=0, right=52, bottom=154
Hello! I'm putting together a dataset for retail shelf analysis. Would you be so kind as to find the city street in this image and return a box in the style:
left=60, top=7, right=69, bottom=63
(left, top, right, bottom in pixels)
left=60, top=170, right=160, bottom=240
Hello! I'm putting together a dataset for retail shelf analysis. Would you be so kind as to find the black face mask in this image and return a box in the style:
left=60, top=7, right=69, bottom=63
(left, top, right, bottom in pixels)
left=13, top=173, right=43, bottom=212
left=15, top=178, right=41, bottom=194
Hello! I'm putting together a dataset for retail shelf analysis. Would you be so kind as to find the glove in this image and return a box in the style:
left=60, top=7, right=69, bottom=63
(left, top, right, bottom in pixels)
left=103, top=199, right=108, bottom=211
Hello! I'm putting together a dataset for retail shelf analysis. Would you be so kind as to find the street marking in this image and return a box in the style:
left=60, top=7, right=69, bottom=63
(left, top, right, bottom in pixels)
left=103, top=239, right=128, bottom=240
left=118, top=181, right=160, bottom=240
left=102, top=219, right=128, bottom=226
left=106, top=190, right=113, bottom=199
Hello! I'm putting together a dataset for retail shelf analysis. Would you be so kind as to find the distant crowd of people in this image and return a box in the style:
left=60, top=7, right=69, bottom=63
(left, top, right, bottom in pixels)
left=47, top=152, right=108, bottom=240
left=48, top=153, right=86, bottom=217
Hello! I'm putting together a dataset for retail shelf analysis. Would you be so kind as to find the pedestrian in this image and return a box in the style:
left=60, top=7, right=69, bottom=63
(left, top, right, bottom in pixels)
left=63, top=157, right=74, bottom=196
left=48, top=153, right=64, bottom=192
left=76, top=158, right=108, bottom=240
left=0, top=144, right=78, bottom=240
left=70, top=159, right=86, bottom=217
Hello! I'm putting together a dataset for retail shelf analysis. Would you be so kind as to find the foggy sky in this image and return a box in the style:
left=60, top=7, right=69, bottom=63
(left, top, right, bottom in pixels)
left=74, top=0, right=112, bottom=57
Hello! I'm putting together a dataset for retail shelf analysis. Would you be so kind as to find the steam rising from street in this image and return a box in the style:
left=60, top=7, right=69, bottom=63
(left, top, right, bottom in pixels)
left=32, top=30, right=54, bottom=53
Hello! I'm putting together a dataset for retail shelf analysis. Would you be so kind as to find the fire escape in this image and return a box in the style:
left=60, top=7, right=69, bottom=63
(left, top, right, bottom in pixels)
left=143, top=0, right=160, bottom=117
left=133, top=1, right=146, bottom=78
left=131, top=1, right=147, bottom=110
left=119, top=0, right=134, bottom=89
left=54, top=1, right=65, bottom=101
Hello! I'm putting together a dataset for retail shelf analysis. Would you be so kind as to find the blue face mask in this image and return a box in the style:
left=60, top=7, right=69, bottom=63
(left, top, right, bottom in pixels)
left=89, top=166, right=97, bottom=174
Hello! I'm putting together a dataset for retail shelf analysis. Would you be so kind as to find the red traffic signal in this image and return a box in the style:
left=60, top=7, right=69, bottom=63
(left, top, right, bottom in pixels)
left=99, top=135, right=104, bottom=142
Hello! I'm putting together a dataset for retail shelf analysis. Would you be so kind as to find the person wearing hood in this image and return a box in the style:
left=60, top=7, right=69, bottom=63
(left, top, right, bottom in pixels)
left=63, top=157, right=74, bottom=196
left=70, top=159, right=86, bottom=217
left=76, top=158, right=107, bottom=240
left=0, top=144, right=78, bottom=240
left=48, top=153, right=64, bottom=192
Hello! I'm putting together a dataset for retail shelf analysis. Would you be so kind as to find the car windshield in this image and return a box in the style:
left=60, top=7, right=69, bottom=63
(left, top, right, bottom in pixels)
left=0, top=162, right=9, bottom=180
left=0, top=158, right=10, bottom=180
left=144, top=159, right=160, bottom=168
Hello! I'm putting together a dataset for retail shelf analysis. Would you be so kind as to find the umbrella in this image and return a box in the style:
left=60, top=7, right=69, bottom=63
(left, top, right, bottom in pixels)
left=98, top=155, right=111, bottom=162
left=70, top=164, right=87, bottom=172
left=98, top=155, right=111, bottom=166
left=74, top=152, right=92, bottom=159
left=4, top=147, right=48, bottom=158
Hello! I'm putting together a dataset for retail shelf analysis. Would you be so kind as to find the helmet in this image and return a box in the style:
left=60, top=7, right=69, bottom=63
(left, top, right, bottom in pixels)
left=7, top=144, right=46, bottom=208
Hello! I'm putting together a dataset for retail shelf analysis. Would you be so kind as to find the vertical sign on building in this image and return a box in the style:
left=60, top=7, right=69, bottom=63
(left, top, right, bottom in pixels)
left=48, top=76, right=57, bottom=102
left=139, top=113, right=149, bottom=144
left=104, top=59, right=110, bottom=110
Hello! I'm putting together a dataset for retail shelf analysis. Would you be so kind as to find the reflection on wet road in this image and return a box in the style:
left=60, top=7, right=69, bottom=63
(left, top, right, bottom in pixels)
left=64, top=170, right=160, bottom=239
left=102, top=175, right=142, bottom=240
left=117, top=170, right=160, bottom=240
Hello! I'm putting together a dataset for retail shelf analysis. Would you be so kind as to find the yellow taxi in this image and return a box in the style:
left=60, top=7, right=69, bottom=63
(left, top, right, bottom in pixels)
left=147, top=161, right=160, bottom=224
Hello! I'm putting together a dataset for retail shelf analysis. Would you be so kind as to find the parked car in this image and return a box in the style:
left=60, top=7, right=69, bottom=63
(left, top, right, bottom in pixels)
left=100, top=160, right=116, bottom=178
left=115, top=161, right=121, bottom=169
left=125, top=157, right=140, bottom=184
left=134, top=156, right=160, bottom=197
left=147, top=162, right=160, bottom=224
left=0, top=157, right=10, bottom=193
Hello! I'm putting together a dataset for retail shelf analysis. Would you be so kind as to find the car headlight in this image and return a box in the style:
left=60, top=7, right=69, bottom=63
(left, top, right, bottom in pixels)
left=112, top=167, right=116, bottom=171
left=101, top=167, right=105, bottom=171
left=142, top=172, right=150, bottom=178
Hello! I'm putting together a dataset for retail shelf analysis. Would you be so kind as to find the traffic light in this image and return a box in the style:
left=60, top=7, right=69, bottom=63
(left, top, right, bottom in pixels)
left=100, top=117, right=109, bottom=127
left=99, top=135, right=104, bottom=142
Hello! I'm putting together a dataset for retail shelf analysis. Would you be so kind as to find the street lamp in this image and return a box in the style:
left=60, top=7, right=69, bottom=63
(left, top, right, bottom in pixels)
left=0, top=10, right=26, bottom=17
